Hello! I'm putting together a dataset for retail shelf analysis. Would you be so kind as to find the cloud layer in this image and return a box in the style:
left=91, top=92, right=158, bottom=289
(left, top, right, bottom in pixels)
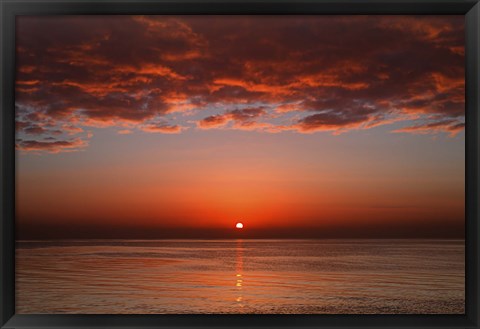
left=15, top=15, right=465, bottom=152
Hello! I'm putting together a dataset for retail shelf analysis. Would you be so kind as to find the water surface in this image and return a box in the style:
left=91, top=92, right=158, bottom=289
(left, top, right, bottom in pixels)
left=16, top=239, right=465, bottom=314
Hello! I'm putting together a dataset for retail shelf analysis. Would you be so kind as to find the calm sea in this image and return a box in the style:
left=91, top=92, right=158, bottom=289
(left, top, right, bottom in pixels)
left=15, top=239, right=464, bottom=314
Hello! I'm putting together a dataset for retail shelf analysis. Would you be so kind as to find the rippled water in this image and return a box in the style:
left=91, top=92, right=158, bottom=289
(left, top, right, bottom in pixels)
left=16, top=239, right=464, bottom=314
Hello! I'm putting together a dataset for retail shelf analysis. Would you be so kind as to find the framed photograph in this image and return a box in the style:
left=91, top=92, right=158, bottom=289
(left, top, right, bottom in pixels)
left=1, top=0, right=479, bottom=328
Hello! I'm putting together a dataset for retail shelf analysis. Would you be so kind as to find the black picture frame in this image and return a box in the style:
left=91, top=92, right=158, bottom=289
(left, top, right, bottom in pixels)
left=1, top=0, right=479, bottom=328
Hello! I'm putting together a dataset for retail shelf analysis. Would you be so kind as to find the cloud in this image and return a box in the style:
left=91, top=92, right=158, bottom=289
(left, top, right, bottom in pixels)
left=21, top=124, right=63, bottom=136
left=16, top=137, right=89, bottom=153
left=229, top=108, right=266, bottom=122
left=197, top=114, right=229, bottom=128
left=197, top=107, right=267, bottom=130
left=141, top=123, right=184, bottom=134
left=16, top=121, right=30, bottom=131
left=15, top=15, right=465, bottom=153
left=393, top=119, right=465, bottom=137
left=294, top=107, right=376, bottom=132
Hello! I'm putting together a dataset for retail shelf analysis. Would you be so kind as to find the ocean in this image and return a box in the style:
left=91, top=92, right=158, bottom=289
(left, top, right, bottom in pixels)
left=15, top=239, right=464, bottom=314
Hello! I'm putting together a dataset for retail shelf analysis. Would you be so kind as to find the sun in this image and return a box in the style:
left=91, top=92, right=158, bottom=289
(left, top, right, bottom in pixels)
left=236, top=222, right=244, bottom=229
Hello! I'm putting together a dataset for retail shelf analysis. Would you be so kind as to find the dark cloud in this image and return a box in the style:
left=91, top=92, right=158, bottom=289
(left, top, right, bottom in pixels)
left=229, top=108, right=266, bottom=122
left=16, top=121, right=29, bottom=131
left=15, top=15, right=465, bottom=152
left=198, top=107, right=267, bottom=129
left=393, top=119, right=465, bottom=137
left=296, top=108, right=376, bottom=133
left=22, top=124, right=62, bottom=136
left=16, top=138, right=89, bottom=153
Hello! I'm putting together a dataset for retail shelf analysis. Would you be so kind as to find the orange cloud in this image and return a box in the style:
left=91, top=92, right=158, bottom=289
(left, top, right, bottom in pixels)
left=141, top=123, right=184, bottom=134
left=197, top=115, right=229, bottom=128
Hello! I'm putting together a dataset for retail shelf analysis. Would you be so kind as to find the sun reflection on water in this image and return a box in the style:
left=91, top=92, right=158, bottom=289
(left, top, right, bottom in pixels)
left=235, top=239, right=244, bottom=308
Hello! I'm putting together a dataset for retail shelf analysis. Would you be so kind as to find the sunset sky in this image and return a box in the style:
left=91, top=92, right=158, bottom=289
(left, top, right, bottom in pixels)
left=15, top=15, right=465, bottom=239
